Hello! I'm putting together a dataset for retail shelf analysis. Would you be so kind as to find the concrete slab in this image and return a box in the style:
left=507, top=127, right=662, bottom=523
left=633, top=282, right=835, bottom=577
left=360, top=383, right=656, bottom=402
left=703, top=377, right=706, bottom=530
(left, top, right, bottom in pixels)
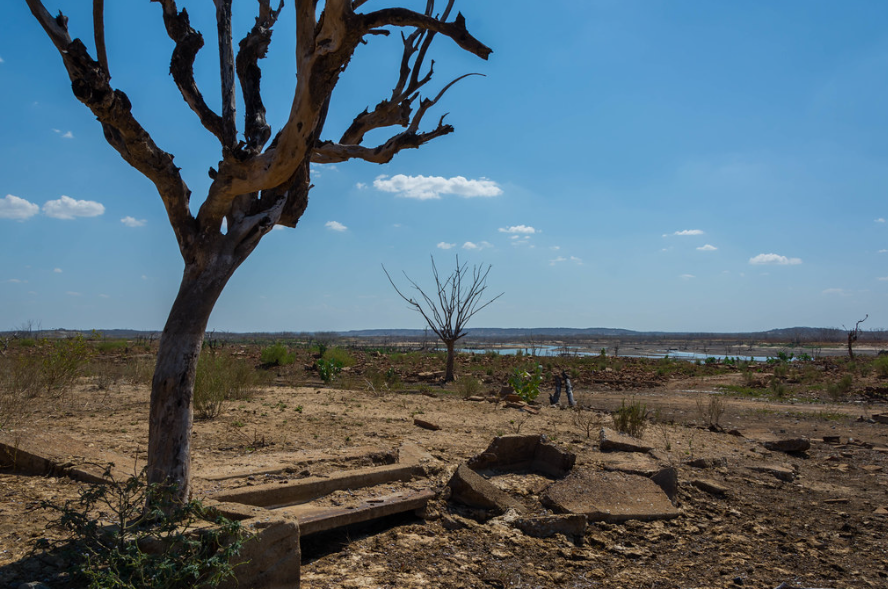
left=280, top=489, right=436, bottom=536
left=448, top=463, right=524, bottom=513
left=598, top=428, right=653, bottom=453
left=195, top=445, right=391, bottom=482
left=0, top=429, right=135, bottom=484
left=467, top=434, right=575, bottom=478
left=212, top=462, right=425, bottom=508
left=541, top=470, right=679, bottom=523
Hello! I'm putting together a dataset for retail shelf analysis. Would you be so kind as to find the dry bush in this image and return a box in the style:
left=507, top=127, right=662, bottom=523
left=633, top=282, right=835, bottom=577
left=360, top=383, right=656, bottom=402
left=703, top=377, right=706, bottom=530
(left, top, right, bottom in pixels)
left=194, top=352, right=259, bottom=419
left=456, top=376, right=483, bottom=399
left=696, top=394, right=728, bottom=429
left=572, top=407, right=604, bottom=439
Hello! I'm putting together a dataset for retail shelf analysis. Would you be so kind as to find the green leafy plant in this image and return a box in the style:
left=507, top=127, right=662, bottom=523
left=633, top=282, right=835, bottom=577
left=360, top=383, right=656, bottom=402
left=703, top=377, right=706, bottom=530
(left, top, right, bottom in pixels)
left=612, top=398, right=648, bottom=438
left=317, top=357, right=343, bottom=384
left=260, top=343, right=295, bottom=367
left=508, top=364, right=543, bottom=402
left=36, top=465, right=247, bottom=589
left=194, top=353, right=258, bottom=419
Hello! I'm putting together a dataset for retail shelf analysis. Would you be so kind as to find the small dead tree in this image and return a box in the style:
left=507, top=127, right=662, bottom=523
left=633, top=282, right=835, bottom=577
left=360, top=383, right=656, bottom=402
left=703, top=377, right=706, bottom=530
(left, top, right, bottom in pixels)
left=384, top=256, right=502, bottom=382
left=845, top=314, right=868, bottom=359
left=27, top=0, right=490, bottom=504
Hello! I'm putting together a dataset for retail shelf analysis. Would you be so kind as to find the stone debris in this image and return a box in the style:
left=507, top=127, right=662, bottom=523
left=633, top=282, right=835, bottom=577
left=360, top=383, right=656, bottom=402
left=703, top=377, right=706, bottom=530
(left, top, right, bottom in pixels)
left=749, top=464, right=795, bottom=482
left=541, top=469, right=679, bottom=523
left=447, top=463, right=524, bottom=514
left=691, top=478, right=729, bottom=496
left=762, top=437, right=811, bottom=453
left=512, top=514, right=588, bottom=539
left=598, top=427, right=654, bottom=453
left=413, top=418, right=441, bottom=431
left=650, top=467, right=679, bottom=503
left=686, top=457, right=728, bottom=469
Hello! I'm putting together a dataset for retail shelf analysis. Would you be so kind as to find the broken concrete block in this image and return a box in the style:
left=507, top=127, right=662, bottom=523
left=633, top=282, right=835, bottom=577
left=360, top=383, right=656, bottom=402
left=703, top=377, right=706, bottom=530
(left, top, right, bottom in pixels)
left=466, top=435, right=575, bottom=478
left=650, top=467, right=678, bottom=503
left=763, top=437, right=811, bottom=453
left=691, top=478, right=729, bottom=496
left=749, top=464, right=795, bottom=482
left=513, top=514, right=588, bottom=539
left=447, top=463, right=523, bottom=514
left=599, top=428, right=653, bottom=454
left=541, top=470, right=679, bottom=523
left=218, top=514, right=300, bottom=589
left=685, top=457, right=727, bottom=469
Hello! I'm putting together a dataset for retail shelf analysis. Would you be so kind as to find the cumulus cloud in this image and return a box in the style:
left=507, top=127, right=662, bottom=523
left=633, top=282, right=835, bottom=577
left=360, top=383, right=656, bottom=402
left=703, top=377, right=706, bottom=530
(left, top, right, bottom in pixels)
left=663, top=229, right=704, bottom=237
left=550, top=256, right=567, bottom=265
left=325, top=220, right=347, bottom=232
left=437, top=242, right=456, bottom=250
left=121, top=216, right=146, bottom=227
left=52, top=128, right=74, bottom=139
left=696, top=244, right=717, bottom=251
left=53, top=268, right=62, bottom=273
left=43, top=195, right=105, bottom=219
left=0, top=194, right=40, bottom=220
left=356, top=182, right=367, bottom=190
left=498, top=225, right=536, bottom=235
left=749, top=253, right=802, bottom=266
left=462, top=241, right=492, bottom=251
left=876, top=218, right=886, bottom=223
left=373, top=174, right=502, bottom=200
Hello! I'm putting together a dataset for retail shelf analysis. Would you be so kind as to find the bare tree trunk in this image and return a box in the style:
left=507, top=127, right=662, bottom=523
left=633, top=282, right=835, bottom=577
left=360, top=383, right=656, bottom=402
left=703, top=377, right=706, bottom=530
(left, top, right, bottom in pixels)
left=147, top=259, right=237, bottom=503
left=444, top=340, right=456, bottom=382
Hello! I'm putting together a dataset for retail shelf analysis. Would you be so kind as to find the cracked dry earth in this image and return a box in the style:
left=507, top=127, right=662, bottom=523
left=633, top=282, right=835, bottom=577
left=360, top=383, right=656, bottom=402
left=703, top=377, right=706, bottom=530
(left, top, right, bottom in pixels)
left=1, top=375, right=887, bottom=589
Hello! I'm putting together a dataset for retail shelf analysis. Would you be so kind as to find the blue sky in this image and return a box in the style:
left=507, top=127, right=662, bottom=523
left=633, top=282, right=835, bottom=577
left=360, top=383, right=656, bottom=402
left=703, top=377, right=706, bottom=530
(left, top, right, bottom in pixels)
left=1, top=1, right=887, bottom=333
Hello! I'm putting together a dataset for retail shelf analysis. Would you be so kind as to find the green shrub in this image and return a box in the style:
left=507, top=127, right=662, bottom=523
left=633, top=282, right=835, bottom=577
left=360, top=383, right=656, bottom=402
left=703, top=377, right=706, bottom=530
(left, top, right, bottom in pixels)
left=456, top=376, right=483, bottom=398
left=41, top=336, right=93, bottom=396
left=194, top=353, right=258, bottom=419
left=508, top=364, right=543, bottom=403
left=37, top=466, right=247, bottom=588
left=317, top=357, right=343, bottom=384
left=827, top=374, right=853, bottom=401
left=260, top=343, right=295, bottom=366
left=875, top=356, right=888, bottom=379
left=612, top=398, right=648, bottom=438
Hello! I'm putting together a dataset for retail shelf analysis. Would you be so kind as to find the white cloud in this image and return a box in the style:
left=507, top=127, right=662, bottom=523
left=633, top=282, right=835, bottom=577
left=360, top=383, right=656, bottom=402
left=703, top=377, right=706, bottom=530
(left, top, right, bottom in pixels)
left=550, top=246, right=560, bottom=251
left=141, top=275, right=148, bottom=280
left=749, top=253, right=802, bottom=266
left=498, top=225, right=536, bottom=235
left=0, top=56, right=4, bottom=63
left=53, top=268, right=62, bottom=273
left=6, top=278, right=26, bottom=284
left=437, top=242, right=456, bottom=250
left=663, top=229, right=704, bottom=237
left=680, top=274, right=696, bottom=279
left=43, top=195, right=105, bottom=219
left=0, top=194, right=40, bottom=220
left=879, top=249, right=887, bottom=253
left=66, top=291, right=81, bottom=296
left=52, top=128, right=74, bottom=139
left=121, top=216, right=146, bottom=228
left=373, top=174, right=502, bottom=200
left=325, top=220, right=347, bottom=232
left=696, top=244, right=717, bottom=251
left=356, top=182, right=367, bottom=190
left=876, top=218, right=886, bottom=223
left=550, top=256, right=567, bottom=266
left=823, top=288, right=851, bottom=296
left=570, top=256, right=583, bottom=265
left=272, top=224, right=286, bottom=231
left=462, top=241, right=492, bottom=251
left=878, top=276, right=888, bottom=282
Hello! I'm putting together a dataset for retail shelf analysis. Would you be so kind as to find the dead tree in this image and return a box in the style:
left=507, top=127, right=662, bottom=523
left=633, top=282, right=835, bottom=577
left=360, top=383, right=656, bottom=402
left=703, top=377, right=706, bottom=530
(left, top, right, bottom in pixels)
left=27, top=0, right=490, bottom=504
left=845, top=314, right=868, bottom=359
left=384, top=256, right=502, bottom=382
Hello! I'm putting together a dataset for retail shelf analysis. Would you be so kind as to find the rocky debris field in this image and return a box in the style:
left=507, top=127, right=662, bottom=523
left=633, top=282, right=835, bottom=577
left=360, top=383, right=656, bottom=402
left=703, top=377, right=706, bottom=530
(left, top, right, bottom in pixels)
left=1, top=347, right=888, bottom=588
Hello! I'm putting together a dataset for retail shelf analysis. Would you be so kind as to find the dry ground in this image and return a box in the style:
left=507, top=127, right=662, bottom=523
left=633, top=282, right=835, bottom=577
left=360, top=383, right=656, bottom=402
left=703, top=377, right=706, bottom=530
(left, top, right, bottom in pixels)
left=1, top=348, right=888, bottom=588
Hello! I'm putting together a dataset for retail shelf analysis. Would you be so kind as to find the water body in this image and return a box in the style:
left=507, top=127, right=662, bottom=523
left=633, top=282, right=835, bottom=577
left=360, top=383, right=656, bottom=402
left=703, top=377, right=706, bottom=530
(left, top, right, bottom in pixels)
left=457, top=346, right=775, bottom=362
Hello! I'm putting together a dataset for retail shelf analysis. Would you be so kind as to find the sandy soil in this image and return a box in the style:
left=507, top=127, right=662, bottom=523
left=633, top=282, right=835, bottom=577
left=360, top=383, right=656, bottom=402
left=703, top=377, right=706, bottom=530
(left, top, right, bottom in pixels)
left=1, top=358, right=888, bottom=588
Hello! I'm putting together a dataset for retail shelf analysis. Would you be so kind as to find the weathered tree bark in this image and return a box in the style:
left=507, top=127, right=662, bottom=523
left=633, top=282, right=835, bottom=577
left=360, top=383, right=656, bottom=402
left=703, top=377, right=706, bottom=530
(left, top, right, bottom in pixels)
left=27, top=0, right=491, bottom=505
left=444, top=339, right=456, bottom=382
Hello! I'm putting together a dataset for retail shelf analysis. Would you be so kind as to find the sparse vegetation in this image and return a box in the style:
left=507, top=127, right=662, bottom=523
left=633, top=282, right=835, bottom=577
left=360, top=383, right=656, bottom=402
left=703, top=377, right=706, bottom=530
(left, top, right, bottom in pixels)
left=260, top=343, right=295, bottom=367
left=508, top=364, right=543, bottom=403
left=612, top=398, right=648, bottom=438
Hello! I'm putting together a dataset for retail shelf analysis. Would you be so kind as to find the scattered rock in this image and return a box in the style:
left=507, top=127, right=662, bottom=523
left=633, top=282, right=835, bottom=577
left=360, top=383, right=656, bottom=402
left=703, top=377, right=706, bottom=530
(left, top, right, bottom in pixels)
left=599, top=427, right=653, bottom=453
left=541, top=469, right=679, bottom=523
left=650, top=467, right=679, bottom=503
left=763, top=437, right=811, bottom=453
left=413, top=418, right=441, bottom=431
left=447, top=463, right=523, bottom=514
left=512, top=514, right=588, bottom=539
left=465, top=396, right=485, bottom=402
left=872, top=413, right=888, bottom=424
left=686, top=457, right=727, bottom=469
left=691, top=478, right=729, bottom=496
left=749, top=464, right=795, bottom=482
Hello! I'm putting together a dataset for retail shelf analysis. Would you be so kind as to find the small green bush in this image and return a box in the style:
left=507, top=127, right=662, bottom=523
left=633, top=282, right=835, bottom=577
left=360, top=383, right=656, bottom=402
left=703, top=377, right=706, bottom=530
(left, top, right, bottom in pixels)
left=260, top=343, right=295, bottom=366
left=827, top=374, right=853, bottom=401
left=37, top=466, right=247, bottom=589
left=317, top=357, right=343, bottom=384
left=456, top=376, right=483, bottom=398
left=323, top=346, right=355, bottom=367
left=612, top=398, right=648, bottom=438
left=508, top=364, right=543, bottom=403
left=875, top=356, right=888, bottom=379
